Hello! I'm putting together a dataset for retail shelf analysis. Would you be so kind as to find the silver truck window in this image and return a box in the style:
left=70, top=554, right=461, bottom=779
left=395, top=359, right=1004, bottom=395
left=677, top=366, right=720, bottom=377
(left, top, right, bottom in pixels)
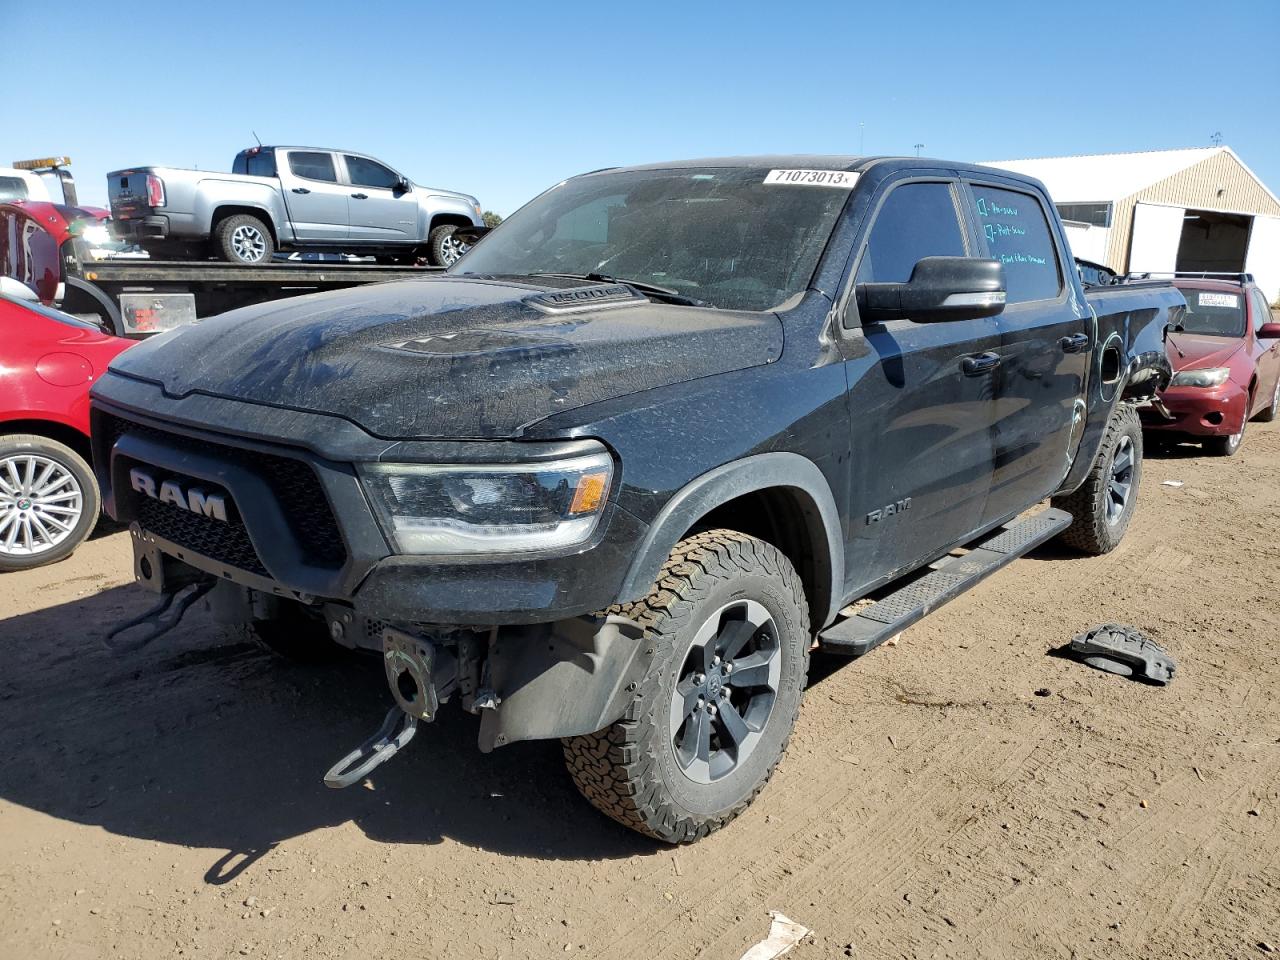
left=971, top=185, right=1063, bottom=303
left=454, top=166, right=849, bottom=312
left=344, top=155, right=399, bottom=190
left=287, top=152, right=338, bottom=183
left=854, top=182, right=966, bottom=284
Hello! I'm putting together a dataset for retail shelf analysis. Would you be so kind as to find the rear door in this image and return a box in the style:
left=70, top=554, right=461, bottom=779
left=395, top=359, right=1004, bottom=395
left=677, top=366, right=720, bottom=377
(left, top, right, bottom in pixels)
left=278, top=150, right=349, bottom=241
left=341, top=154, right=419, bottom=243
left=841, top=175, right=999, bottom=588
left=964, top=178, right=1090, bottom=524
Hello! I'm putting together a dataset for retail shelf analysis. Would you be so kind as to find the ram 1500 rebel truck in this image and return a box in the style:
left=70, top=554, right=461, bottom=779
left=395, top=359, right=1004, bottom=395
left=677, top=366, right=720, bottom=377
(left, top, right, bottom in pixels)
left=91, top=156, right=1181, bottom=843
left=107, top=146, right=484, bottom=265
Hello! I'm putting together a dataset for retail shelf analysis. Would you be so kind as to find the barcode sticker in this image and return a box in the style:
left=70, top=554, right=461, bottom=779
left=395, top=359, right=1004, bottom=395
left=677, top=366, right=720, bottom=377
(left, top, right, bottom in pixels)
left=764, top=169, right=859, bottom=189
left=1198, top=292, right=1239, bottom=308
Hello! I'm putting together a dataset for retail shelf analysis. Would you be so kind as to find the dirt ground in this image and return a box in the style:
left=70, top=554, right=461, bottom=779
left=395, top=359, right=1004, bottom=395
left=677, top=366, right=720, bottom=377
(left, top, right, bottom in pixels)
left=1, top=423, right=1278, bottom=960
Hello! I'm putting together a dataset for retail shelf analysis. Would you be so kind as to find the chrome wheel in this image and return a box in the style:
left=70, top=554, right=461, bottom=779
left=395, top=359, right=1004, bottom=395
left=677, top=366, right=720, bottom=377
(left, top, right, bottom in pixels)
left=230, top=224, right=267, bottom=262
left=668, top=599, right=782, bottom=784
left=1106, top=435, right=1134, bottom=525
left=439, top=232, right=470, bottom=266
left=0, top=454, right=85, bottom=557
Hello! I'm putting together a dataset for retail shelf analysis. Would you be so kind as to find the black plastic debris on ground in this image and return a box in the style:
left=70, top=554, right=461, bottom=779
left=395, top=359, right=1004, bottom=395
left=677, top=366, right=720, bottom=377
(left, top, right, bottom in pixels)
left=1059, top=623, right=1176, bottom=685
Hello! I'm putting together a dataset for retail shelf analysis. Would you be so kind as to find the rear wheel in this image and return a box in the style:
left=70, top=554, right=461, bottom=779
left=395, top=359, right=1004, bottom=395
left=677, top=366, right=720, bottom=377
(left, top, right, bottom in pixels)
left=562, top=530, right=809, bottom=843
left=1052, top=404, right=1142, bottom=555
left=214, top=214, right=274, bottom=264
left=0, top=435, right=100, bottom=572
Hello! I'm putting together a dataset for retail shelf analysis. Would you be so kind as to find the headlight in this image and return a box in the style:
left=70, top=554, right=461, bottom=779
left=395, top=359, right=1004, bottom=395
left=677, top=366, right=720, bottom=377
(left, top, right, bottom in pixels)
left=81, top=224, right=113, bottom=246
left=359, top=452, right=614, bottom=555
left=1170, top=367, right=1230, bottom=388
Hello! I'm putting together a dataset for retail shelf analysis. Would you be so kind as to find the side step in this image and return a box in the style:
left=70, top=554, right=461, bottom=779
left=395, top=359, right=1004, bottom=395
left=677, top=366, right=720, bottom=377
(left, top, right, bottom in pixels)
left=818, top=508, right=1072, bottom=657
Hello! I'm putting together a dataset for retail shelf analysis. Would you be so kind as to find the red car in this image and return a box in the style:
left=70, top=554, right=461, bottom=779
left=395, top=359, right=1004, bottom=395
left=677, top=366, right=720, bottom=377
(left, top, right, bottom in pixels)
left=1142, top=277, right=1280, bottom=456
left=0, top=295, right=133, bottom=570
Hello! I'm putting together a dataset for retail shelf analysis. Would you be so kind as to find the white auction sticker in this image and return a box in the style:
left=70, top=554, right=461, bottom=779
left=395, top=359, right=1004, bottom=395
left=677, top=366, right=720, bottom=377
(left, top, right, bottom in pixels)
left=764, top=169, right=859, bottom=189
left=1198, top=292, right=1239, bottom=308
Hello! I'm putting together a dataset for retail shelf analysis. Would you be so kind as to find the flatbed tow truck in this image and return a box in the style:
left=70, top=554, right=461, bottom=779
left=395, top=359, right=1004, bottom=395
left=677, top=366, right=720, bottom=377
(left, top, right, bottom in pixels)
left=1, top=157, right=440, bottom=337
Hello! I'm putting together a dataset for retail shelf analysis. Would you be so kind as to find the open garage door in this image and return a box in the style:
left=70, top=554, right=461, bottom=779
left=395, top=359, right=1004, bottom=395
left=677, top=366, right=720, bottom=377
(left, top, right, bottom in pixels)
left=1129, top=203, right=1184, bottom=274
left=1246, top=215, right=1280, bottom=303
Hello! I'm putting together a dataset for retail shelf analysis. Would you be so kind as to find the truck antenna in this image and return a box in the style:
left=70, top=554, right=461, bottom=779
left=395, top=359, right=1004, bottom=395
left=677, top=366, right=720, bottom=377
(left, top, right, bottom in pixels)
left=252, top=130, right=263, bottom=147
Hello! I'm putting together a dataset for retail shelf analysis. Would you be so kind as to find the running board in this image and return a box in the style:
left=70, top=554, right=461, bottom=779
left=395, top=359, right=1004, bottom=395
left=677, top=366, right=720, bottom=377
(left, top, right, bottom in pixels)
left=818, top=508, right=1073, bottom=657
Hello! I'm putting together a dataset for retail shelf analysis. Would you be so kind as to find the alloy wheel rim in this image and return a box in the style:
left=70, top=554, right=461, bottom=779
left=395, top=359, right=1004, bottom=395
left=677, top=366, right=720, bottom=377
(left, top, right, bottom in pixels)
left=668, top=599, right=782, bottom=784
left=0, top=454, right=84, bottom=557
left=231, top=225, right=266, bottom=262
left=439, top=233, right=470, bottom=265
left=1106, top=435, right=1134, bottom=525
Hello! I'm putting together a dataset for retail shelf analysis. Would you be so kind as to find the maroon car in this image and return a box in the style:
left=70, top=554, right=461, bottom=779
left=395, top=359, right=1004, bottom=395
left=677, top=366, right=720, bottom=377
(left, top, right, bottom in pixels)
left=1142, top=277, right=1280, bottom=455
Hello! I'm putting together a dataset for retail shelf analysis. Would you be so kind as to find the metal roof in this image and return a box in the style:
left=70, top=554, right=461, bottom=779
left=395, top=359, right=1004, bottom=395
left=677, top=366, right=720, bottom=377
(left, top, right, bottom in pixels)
left=982, top=147, right=1227, bottom=203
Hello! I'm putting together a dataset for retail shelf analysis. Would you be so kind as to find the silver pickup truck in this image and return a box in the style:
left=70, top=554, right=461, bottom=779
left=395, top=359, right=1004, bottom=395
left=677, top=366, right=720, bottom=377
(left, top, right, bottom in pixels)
left=107, top=146, right=485, bottom=265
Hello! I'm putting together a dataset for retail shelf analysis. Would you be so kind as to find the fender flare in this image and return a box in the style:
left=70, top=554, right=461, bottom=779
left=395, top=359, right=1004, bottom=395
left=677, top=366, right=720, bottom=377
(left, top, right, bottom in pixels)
left=61, top=276, right=125, bottom=337
left=617, top=452, right=845, bottom=628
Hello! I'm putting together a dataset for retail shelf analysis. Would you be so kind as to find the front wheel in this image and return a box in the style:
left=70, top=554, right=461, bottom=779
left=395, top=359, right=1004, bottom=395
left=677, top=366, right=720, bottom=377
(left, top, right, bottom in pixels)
left=1206, top=420, right=1245, bottom=457
left=562, top=530, right=810, bottom=843
left=426, top=224, right=469, bottom=266
left=1052, top=404, right=1142, bottom=555
left=0, top=435, right=100, bottom=572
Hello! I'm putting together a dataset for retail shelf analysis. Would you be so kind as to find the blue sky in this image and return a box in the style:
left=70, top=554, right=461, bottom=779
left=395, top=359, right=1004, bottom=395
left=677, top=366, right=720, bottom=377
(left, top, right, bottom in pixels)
left=7, top=0, right=1278, bottom=215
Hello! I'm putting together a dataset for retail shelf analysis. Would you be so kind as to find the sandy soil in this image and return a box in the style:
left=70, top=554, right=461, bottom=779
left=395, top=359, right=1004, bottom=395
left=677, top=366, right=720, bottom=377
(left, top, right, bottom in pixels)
left=1, top=423, right=1278, bottom=960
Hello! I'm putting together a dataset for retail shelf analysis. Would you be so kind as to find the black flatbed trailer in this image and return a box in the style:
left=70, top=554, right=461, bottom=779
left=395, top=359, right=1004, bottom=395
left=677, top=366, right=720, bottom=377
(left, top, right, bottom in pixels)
left=63, top=249, right=442, bottom=337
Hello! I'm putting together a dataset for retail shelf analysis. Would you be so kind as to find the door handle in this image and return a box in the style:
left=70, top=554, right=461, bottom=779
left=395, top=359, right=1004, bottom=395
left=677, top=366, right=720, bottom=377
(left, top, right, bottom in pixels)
left=291, top=187, right=311, bottom=195
left=352, top=193, right=368, bottom=200
left=961, top=352, right=1001, bottom=376
left=1059, top=333, right=1091, bottom=353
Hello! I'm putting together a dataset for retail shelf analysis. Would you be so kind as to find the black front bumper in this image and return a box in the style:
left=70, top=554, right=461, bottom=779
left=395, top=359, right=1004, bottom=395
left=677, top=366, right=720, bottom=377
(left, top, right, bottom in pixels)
left=90, top=376, right=644, bottom=625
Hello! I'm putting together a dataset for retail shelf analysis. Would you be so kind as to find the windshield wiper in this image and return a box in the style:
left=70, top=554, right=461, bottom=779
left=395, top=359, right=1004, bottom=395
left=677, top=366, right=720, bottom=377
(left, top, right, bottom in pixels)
left=531, top=272, right=707, bottom=307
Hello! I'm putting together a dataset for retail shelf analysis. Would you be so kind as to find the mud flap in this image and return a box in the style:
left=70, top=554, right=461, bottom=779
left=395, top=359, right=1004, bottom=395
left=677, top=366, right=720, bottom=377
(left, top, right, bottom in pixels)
left=478, top=614, right=649, bottom=752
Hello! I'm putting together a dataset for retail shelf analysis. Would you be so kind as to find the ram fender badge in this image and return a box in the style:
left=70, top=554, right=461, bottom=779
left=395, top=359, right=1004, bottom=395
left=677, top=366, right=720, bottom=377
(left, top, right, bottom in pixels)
left=866, top=498, right=912, bottom=525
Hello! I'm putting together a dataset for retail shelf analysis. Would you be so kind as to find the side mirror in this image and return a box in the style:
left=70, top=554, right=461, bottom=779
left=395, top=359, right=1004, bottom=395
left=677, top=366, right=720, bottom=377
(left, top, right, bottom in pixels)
left=856, top=256, right=1007, bottom=324
left=452, top=224, right=492, bottom=246
left=1259, top=322, right=1280, bottom=339
left=395, top=177, right=412, bottom=194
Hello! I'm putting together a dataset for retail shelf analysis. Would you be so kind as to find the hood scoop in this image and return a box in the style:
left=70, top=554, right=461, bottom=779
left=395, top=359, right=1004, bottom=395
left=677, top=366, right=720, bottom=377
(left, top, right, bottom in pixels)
left=525, top=283, right=645, bottom=313
left=386, top=328, right=573, bottom=360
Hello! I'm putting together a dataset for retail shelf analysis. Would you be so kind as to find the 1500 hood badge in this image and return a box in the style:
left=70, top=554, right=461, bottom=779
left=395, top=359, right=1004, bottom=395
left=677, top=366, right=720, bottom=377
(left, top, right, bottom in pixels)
left=129, top=468, right=228, bottom=522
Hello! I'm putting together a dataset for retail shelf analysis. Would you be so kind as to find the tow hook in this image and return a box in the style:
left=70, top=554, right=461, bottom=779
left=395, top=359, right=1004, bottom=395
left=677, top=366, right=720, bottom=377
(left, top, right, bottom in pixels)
left=323, top=628, right=458, bottom=789
left=103, top=580, right=215, bottom=653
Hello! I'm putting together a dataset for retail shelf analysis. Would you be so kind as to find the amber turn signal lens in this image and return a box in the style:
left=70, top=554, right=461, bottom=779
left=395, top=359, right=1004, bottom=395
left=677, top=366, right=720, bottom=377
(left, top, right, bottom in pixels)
left=569, top=471, right=609, bottom=515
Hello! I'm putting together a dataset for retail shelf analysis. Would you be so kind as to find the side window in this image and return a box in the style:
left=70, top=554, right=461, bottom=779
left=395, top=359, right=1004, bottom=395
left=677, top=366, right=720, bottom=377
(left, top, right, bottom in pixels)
left=287, top=151, right=337, bottom=183
left=854, top=182, right=966, bottom=286
left=970, top=184, right=1063, bottom=303
left=344, top=155, right=400, bottom=190
left=0, top=176, right=29, bottom=202
left=1254, top=290, right=1272, bottom=334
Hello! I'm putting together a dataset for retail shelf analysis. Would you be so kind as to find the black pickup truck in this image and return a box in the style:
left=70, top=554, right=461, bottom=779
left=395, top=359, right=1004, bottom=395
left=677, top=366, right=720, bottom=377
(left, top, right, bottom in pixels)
left=90, top=156, right=1181, bottom=843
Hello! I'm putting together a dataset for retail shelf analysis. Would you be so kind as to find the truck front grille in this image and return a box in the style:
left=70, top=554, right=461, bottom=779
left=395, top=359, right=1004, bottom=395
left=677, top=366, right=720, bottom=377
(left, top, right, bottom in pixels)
left=101, top=414, right=347, bottom=574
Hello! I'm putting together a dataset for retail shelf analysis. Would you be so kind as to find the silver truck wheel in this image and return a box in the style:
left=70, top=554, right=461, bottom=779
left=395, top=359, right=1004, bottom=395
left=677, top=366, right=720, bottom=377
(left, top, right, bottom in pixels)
left=0, top=436, right=100, bottom=572
left=428, top=224, right=470, bottom=266
left=215, top=214, right=275, bottom=264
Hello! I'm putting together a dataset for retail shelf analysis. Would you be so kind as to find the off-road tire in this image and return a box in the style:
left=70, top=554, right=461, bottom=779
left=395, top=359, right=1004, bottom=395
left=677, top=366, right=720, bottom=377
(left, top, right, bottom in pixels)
left=562, top=530, right=810, bottom=843
left=427, top=224, right=466, bottom=266
left=1254, top=378, right=1279, bottom=423
left=0, top=434, right=100, bottom=572
left=214, top=214, right=274, bottom=264
left=1052, top=404, right=1142, bottom=555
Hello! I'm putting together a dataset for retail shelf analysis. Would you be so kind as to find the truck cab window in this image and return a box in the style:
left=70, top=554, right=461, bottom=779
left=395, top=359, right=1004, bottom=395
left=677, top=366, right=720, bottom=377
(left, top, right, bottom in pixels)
left=287, top=152, right=338, bottom=183
left=0, top=177, right=29, bottom=202
left=245, top=152, right=277, bottom=178
left=345, top=156, right=400, bottom=190
left=854, top=182, right=966, bottom=285
left=971, top=185, right=1063, bottom=303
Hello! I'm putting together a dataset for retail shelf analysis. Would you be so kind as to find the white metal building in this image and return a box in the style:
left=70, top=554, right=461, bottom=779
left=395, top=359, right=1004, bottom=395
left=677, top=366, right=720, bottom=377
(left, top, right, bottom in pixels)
left=985, top=147, right=1280, bottom=301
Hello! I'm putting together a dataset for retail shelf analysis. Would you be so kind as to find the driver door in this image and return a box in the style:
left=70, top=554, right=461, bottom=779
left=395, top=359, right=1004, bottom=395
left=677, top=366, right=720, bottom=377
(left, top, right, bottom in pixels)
left=342, top=154, right=419, bottom=243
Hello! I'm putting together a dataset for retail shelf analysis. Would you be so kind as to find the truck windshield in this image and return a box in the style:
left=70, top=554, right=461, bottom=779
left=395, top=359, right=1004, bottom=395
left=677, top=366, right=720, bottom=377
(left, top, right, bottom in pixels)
left=1174, top=285, right=1247, bottom=337
left=452, top=166, right=852, bottom=312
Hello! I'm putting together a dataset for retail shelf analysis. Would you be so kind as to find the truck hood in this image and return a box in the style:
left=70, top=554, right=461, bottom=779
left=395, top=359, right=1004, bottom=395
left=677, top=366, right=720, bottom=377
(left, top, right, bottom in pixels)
left=1166, top=332, right=1244, bottom=371
left=107, top=276, right=783, bottom=439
